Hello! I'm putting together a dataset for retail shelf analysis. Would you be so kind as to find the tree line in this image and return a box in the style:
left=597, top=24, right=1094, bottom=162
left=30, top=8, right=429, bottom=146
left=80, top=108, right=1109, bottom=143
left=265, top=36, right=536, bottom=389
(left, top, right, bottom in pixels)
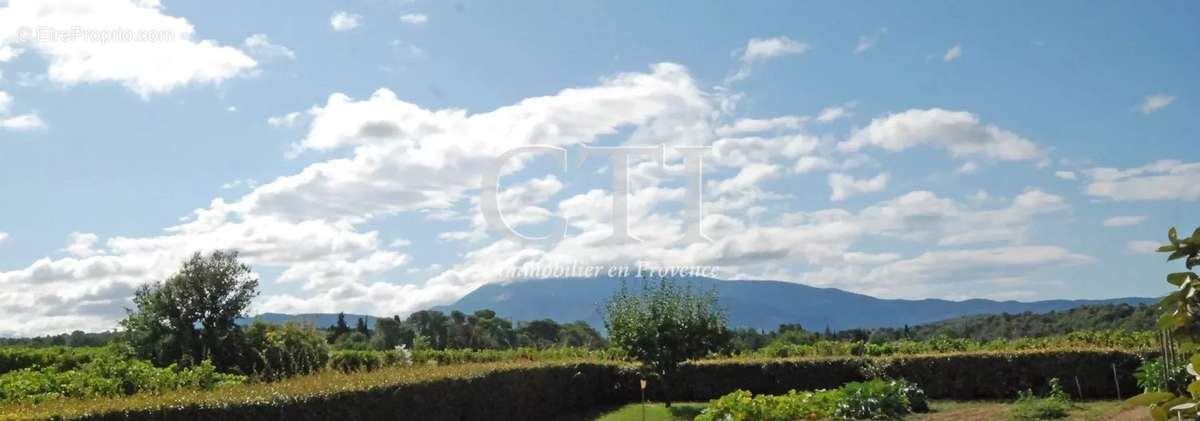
left=322, top=309, right=606, bottom=351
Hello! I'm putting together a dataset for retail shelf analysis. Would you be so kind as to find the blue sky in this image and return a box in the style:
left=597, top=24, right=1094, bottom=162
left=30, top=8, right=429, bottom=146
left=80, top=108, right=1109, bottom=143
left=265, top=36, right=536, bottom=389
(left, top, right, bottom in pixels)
left=0, top=0, right=1196, bottom=335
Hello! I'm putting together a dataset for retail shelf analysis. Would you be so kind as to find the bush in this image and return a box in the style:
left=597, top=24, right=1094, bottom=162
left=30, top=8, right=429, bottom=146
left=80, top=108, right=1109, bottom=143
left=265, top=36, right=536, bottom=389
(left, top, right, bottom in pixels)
left=1010, top=378, right=1072, bottom=420
left=0, top=354, right=244, bottom=404
left=0, top=347, right=107, bottom=374
left=694, top=389, right=844, bottom=421
left=696, top=379, right=925, bottom=421
left=1134, top=357, right=1190, bottom=393
left=240, top=323, right=330, bottom=380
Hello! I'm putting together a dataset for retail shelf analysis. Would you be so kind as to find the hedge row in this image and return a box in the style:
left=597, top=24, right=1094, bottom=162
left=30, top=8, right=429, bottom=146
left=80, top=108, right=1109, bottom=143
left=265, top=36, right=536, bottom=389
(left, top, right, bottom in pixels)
left=669, top=349, right=1142, bottom=402
left=1, top=350, right=1144, bottom=421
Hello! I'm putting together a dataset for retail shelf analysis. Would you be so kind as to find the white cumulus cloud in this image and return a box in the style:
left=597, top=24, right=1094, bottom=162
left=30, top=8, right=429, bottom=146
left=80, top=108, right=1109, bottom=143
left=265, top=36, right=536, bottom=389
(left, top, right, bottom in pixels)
left=1136, top=94, right=1175, bottom=114
left=839, top=108, right=1044, bottom=162
left=330, top=11, right=362, bottom=31
left=1103, top=216, right=1146, bottom=227
left=1084, top=160, right=1200, bottom=201
left=829, top=172, right=889, bottom=201
left=943, top=44, right=962, bottom=62
left=727, top=36, right=808, bottom=82
left=0, top=0, right=257, bottom=98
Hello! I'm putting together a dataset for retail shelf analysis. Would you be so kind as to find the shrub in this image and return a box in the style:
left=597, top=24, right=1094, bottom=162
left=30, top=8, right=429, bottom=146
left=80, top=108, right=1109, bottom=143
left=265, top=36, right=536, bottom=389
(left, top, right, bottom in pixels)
left=0, top=347, right=107, bottom=375
left=696, top=379, right=925, bottom=421
left=1134, top=357, right=1190, bottom=393
left=0, top=354, right=244, bottom=404
left=329, top=351, right=384, bottom=373
left=240, top=322, right=330, bottom=380
left=835, top=380, right=922, bottom=420
left=1011, top=378, right=1072, bottom=420
left=695, top=389, right=844, bottom=421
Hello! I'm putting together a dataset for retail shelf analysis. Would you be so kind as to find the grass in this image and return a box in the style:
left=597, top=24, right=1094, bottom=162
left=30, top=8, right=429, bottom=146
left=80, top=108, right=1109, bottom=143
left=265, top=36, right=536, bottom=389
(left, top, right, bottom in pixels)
left=907, top=400, right=1148, bottom=421
left=589, top=403, right=707, bottom=421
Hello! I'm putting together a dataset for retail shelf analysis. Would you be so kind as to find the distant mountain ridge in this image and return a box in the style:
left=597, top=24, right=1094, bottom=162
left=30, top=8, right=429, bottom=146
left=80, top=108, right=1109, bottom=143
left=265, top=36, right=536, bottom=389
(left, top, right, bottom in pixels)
left=249, top=276, right=1158, bottom=332
left=431, top=276, right=1158, bottom=331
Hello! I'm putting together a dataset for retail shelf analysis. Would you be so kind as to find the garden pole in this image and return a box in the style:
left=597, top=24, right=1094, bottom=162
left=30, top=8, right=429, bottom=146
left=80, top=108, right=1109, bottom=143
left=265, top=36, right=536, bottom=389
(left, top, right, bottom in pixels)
left=641, top=379, right=647, bottom=421
left=1112, top=363, right=1121, bottom=400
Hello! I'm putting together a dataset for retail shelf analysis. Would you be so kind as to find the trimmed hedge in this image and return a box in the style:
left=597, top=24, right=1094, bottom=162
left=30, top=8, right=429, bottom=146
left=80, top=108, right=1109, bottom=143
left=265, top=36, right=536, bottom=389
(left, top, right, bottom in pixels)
left=0, top=350, right=1143, bottom=420
left=668, top=350, right=1141, bottom=402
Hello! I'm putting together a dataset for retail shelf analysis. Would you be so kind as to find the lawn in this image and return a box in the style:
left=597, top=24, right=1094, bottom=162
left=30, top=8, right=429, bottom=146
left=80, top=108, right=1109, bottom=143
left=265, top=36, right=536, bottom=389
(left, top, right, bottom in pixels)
left=577, top=400, right=1150, bottom=421
left=589, top=403, right=706, bottom=421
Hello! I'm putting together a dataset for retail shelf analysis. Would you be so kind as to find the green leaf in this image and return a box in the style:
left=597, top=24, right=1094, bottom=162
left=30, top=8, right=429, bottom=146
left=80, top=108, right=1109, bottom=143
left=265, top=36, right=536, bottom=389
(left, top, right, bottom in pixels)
left=1170, top=250, right=1189, bottom=261
left=1159, top=313, right=1185, bottom=330
left=1161, top=291, right=1184, bottom=305
left=1171, top=227, right=1181, bottom=246
left=1161, top=245, right=1181, bottom=253
left=1190, top=380, right=1200, bottom=399
left=1127, top=392, right=1178, bottom=407
left=1169, top=273, right=1196, bottom=287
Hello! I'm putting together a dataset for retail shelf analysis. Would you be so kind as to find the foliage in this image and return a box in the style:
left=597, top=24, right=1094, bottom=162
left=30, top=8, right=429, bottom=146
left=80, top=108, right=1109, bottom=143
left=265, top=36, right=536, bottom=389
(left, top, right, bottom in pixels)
left=0, top=353, right=243, bottom=404
left=747, top=330, right=1155, bottom=358
left=0, top=332, right=113, bottom=349
left=1135, top=357, right=1191, bottom=393
left=1011, top=378, right=1072, bottom=420
left=864, top=304, right=1158, bottom=342
left=329, top=346, right=620, bottom=372
left=695, top=379, right=925, bottom=421
left=0, top=349, right=1140, bottom=420
left=119, top=251, right=259, bottom=372
left=239, top=323, right=330, bottom=381
left=0, top=347, right=108, bottom=375
left=0, top=361, right=626, bottom=421
left=603, top=279, right=729, bottom=404
left=1124, top=226, right=1200, bottom=421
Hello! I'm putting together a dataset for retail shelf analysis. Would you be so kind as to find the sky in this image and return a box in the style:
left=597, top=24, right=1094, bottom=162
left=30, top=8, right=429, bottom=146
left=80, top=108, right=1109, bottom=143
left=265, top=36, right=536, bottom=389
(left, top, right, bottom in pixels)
left=0, top=0, right=1196, bottom=336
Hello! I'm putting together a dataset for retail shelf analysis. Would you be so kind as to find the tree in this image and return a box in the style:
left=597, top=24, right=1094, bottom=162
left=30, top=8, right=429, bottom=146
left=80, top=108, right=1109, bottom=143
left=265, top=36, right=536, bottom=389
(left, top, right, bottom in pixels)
left=120, top=250, right=259, bottom=371
left=242, top=322, right=330, bottom=380
left=602, top=278, right=729, bottom=406
left=518, top=319, right=561, bottom=348
left=355, top=317, right=370, bottom=337
left=559, top=321, right=606, bottom=348
left=407, top=310, right=450, bottom=349
left=1127, top=226, right=1200, bottom=420
left=328, top=312, right=351, bottom=343
left=370, top=316, right=414, bottom=350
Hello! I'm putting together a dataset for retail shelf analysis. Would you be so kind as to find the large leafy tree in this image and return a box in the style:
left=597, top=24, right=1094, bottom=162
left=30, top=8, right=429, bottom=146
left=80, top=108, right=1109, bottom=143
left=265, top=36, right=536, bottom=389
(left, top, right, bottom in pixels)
left=603, top=278, right=730, bottom=406
left=407, top=310, right=450, bottom=349
left=120, top=250, right=259, bottom=371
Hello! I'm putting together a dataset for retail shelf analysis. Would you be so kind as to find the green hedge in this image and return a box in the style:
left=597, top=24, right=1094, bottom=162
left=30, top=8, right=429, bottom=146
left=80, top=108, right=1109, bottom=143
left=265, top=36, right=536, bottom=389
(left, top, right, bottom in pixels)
left=668, top=350, right=1141, bottom=401
left=1, top=350, right=1143, bottom=420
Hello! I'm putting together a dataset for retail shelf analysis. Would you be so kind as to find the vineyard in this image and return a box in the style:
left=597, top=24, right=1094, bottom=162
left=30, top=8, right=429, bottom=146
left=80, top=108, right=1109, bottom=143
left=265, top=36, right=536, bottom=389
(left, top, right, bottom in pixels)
left=0, top=349, right=1146, bottom=420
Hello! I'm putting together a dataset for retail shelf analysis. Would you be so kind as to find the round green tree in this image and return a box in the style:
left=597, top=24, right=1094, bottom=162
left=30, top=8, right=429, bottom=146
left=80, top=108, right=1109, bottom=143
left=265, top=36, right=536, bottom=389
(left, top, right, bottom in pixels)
left=602, top=278, right=730, bottom=406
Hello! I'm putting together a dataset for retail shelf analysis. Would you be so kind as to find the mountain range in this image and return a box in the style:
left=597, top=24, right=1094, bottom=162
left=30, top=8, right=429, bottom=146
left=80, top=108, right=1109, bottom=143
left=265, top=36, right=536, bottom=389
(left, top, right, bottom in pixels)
left=247, top=276, right=1158, bottom=332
